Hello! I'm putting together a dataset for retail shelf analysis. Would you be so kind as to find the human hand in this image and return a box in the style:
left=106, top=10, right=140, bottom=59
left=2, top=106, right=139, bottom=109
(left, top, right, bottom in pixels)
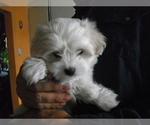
left=16, top=66, right=72, bottom=109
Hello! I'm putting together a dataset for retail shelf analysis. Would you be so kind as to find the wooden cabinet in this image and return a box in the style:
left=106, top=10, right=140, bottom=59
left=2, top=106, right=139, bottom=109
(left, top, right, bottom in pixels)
left=0, top=7, right=30, bottom=112
left=0, top=5, right=48, bottom=113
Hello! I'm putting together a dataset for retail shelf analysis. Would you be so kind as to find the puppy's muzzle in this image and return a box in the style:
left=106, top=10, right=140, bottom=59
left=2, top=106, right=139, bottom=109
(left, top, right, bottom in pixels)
left=64, top=68, right=75, bottom=76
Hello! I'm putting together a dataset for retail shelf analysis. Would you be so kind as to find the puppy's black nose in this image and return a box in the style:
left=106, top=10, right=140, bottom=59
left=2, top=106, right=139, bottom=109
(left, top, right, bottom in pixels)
left=64, top=68, right=75, bottom=76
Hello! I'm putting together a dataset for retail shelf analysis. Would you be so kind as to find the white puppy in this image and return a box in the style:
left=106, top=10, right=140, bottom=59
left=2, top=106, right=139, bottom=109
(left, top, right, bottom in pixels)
left=13, top=18, right=119, bottom=116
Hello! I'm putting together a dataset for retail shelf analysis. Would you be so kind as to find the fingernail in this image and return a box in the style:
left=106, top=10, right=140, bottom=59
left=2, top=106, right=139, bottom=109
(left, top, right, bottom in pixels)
left=58, top=102, right=66, bottom=107
left=63, top=94, right=71, bottom=102
left=62, top=85, right=70, bottom=90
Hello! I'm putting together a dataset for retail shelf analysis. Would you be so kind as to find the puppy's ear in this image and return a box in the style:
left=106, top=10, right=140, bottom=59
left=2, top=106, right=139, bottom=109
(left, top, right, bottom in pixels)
left=80, top=19, right=107, bottom=55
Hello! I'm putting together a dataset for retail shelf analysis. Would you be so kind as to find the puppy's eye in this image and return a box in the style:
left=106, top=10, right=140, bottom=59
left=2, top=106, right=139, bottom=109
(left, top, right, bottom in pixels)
left=53, top=52, right=61, bottom=58
left=77, top=49, right=83, bottom=56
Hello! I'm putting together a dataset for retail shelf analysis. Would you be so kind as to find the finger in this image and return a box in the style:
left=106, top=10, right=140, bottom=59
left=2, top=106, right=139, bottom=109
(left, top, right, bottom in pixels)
left=30, top=81, right=70, bottom=92
left=38, top=102, right=66, bottom=109
left=34, top=92, right=71, bottom=103
left=22, top=98, right=66, bottom=109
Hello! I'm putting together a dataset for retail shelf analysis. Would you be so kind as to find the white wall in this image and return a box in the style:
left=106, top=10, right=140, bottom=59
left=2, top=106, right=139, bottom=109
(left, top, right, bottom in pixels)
left=28, top=7, right=48, bottom=41
left=49, top=0, right=75, bottom=6
left=49, top=0, right=75, bottom=19
left=27, top=0, right=49, bottom=6
left=27, top=0, right=75, bottom=41
left=27, top=0, right=75, bottom=6
left=50, top=7, right=75, bottom=20
left=28, top=6, right=75, bottom=41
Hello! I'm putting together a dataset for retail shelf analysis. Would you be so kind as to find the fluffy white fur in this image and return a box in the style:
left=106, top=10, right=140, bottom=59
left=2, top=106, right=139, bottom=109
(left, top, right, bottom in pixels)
left=13, top=18, right=119, bottom=116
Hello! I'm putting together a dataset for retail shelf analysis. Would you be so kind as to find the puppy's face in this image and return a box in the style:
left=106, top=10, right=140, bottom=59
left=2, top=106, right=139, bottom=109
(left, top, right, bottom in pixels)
left=31, top=18, right=106, bottom=85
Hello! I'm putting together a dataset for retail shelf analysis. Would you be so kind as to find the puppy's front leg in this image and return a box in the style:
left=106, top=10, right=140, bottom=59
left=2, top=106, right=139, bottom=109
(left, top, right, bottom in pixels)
left=94, top=83, right=120, bottom=111
left=22, top=57, right=47, bottom=85
left=77, top=82, right=120, bottom=112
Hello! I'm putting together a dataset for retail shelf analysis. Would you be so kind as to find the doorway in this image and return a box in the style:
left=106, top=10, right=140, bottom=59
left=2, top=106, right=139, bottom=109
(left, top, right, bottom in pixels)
left=0, top=9, right=13, bottom=118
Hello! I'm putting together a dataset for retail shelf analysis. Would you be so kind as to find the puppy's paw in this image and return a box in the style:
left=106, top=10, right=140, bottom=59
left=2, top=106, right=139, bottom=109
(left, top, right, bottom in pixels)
left=96, top=90, right=120, bottom=112
left=22, top=57, right=47, bottom=85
